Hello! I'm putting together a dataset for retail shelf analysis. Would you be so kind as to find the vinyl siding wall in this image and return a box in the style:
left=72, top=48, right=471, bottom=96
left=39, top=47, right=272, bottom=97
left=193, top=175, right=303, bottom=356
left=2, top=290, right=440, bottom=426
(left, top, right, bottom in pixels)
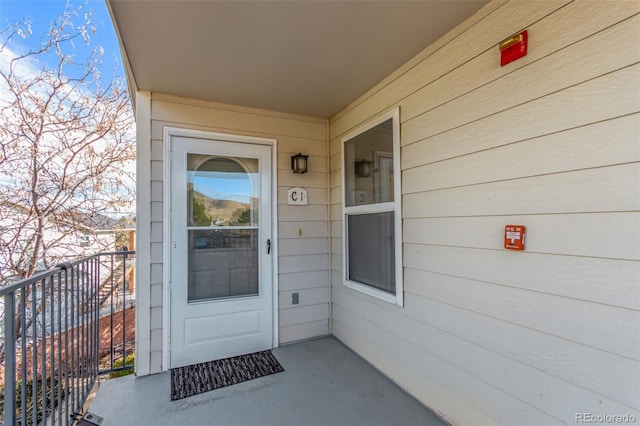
left=136, top=94, right=330, bottom=374
left=329, top=1, right=640, bottom=424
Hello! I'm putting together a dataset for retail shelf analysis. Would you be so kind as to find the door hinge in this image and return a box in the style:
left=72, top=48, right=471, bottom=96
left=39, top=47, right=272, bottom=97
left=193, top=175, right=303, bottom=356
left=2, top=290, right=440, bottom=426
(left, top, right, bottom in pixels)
left=267, top=238, right=271, bottom=255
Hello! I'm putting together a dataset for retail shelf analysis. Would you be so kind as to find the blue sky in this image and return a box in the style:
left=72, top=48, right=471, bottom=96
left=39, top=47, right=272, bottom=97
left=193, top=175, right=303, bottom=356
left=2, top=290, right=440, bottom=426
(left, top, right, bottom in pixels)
left=193, top=172, right=254, bottom=205
left=0, top=0, right=125, bottom=81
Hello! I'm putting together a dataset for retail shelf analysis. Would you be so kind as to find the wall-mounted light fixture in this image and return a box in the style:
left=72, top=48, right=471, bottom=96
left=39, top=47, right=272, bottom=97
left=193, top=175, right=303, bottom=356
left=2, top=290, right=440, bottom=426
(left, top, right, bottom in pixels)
left=355, top=160, right=373, bottom=178
left=291, top=153, right=308, bottom=174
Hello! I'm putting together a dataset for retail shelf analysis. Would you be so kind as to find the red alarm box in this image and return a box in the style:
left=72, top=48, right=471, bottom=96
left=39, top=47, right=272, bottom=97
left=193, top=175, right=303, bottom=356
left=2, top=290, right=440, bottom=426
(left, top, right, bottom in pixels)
left=504, top=225, right=526, bottom=250
left=500, top=30, right=528, bottom=66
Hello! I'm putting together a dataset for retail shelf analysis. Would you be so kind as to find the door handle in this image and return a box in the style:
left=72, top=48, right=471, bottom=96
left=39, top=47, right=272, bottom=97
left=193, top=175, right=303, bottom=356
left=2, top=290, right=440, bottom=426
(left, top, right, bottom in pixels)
left=267, top=239, right=271, bottom=255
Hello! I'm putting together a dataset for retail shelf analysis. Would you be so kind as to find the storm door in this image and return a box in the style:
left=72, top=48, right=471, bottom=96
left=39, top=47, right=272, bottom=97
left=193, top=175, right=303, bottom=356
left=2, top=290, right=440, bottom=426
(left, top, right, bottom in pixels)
left=169, top=136, right=273, bottom=368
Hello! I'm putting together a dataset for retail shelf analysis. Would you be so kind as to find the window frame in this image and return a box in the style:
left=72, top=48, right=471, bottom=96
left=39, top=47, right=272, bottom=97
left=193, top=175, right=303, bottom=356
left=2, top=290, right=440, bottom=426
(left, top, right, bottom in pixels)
left=341, top=107, right=403, bottom=306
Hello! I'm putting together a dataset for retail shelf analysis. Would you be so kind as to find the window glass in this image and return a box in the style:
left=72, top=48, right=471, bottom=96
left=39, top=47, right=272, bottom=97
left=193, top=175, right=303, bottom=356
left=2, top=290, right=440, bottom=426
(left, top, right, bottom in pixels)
left=347, top=212, right=395, bottom=293
left=187, top=156, right=258, bottom=227
left=344, top=119, right=394, bottom=207
left=186, top=155, right=259, bottom=302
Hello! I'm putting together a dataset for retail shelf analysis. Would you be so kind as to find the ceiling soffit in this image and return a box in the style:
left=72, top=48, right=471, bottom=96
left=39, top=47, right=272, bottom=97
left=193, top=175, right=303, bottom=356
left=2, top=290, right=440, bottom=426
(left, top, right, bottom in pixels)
left=109, top=1, right=489, bottom=118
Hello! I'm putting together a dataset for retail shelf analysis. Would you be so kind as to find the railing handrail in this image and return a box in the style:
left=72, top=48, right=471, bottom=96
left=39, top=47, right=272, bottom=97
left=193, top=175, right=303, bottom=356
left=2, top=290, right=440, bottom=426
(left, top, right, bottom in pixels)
left=0, top=251, right=136, bottom=296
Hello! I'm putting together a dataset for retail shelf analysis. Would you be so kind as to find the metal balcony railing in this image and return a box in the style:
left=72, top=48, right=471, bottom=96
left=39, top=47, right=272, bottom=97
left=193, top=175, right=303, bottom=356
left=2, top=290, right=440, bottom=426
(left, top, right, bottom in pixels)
left=0, top=251, right=136, bottom=426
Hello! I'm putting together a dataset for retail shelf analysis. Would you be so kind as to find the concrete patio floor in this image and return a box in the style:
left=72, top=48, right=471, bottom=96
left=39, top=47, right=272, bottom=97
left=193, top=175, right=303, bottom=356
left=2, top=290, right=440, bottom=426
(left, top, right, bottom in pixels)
left=89, top=336, right=448, bottom=426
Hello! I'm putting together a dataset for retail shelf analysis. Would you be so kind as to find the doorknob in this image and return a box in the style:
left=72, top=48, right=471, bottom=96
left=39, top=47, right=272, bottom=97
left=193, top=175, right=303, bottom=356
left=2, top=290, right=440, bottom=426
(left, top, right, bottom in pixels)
left=267, top=239, right=271, bottom=255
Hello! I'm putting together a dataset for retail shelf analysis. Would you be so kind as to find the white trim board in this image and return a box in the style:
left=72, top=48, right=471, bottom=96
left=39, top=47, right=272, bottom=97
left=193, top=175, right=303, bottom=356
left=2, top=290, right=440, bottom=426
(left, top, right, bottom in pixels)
left=134, top=91, right=152, bottom=376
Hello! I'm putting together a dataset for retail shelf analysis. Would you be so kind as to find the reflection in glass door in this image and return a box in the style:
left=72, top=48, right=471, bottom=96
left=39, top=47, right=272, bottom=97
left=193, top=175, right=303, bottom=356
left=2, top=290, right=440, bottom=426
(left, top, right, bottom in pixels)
left=187, top=155, right=260, bottom=302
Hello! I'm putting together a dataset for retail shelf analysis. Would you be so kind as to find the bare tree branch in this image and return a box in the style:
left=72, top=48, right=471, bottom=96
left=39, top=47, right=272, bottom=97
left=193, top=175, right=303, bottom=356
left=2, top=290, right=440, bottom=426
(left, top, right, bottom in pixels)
left=0, top=3, right=135, bottom=283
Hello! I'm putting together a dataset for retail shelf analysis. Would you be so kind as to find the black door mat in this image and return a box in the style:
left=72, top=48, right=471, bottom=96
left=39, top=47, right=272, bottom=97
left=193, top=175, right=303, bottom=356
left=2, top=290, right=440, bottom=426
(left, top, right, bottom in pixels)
left=170, top=350, right=284, bottom=401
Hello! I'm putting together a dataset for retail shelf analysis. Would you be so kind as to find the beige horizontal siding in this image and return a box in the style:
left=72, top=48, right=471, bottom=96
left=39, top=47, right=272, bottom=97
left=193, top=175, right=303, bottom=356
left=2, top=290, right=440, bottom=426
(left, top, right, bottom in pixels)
left=404, top=164, right=640, bottom=218
left=332, top=290, right=560, bottom=425
left=400, top=280, right=639, bottom=410
left=403, top=268, right=638, bottom=362
left=279, top=320, right=329, bottom=344
left=279, top=254, right=329, bottom=274
left=279, top=238, right=329, bottom=257
left=333, top=288, right=637, bottom=423
left=279, top=221, right=327, bottom=239
left=328, top=0, right=640, bottom=424
left=279, top=303, right=330, bottom=328
left=152, top=99, right=326, bottom=140
left=279, top=270, right=329, bottom=292
left=404, top=244, right=639, bottom=310
left=402, top=115, right=640, bottom=192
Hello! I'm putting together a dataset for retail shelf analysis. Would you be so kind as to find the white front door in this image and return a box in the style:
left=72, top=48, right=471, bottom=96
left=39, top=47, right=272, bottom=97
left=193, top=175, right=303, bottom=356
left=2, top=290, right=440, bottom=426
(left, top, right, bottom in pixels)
left=169, top=135, right=273, bottom=368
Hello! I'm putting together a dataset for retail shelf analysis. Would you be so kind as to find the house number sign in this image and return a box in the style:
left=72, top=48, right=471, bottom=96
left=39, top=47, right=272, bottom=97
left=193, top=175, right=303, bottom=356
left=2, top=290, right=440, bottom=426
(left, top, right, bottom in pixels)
left=287, top=187, right=308, bottom=206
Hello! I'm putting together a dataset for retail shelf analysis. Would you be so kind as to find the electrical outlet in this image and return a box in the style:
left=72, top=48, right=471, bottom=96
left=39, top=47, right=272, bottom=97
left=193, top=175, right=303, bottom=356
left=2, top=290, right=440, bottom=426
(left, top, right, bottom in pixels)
left=292, top=292, right=299, bottom=305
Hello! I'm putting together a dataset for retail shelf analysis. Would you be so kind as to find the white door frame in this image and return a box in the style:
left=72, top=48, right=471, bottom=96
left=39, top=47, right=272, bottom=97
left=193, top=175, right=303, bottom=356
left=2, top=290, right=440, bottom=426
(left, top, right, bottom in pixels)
left=162, top=127, right=279, bottom=371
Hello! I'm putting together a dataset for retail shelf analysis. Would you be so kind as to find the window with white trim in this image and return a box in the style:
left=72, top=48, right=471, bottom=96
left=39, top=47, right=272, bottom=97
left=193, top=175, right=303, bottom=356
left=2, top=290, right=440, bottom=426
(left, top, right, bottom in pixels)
left=342, top=108, right=403, bottom=306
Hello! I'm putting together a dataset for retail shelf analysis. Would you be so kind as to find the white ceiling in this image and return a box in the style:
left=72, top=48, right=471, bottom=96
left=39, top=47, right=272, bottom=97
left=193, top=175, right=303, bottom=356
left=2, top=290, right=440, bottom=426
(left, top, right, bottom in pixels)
left=108, top=1, right=489, bottom=118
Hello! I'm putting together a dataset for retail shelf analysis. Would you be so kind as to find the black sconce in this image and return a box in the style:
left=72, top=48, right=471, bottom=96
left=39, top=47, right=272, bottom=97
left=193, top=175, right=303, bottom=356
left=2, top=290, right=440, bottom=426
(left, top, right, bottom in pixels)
left=355, top=160, right=373, bottom=178
left=291, top=153, right=308, bottom=174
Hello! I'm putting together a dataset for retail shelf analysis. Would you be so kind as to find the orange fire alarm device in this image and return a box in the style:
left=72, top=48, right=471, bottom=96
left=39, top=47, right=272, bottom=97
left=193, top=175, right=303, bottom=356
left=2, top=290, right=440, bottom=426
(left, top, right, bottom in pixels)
left=504, top=225, right=526, bottom=250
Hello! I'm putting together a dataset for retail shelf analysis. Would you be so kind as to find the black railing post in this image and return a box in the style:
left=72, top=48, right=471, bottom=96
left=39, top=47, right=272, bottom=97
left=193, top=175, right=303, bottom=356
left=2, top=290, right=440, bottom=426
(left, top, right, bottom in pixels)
left=56, top=272, right=63, bottom=426
left=93, top=257, right=99, bottom=385
left=109, top=254, right=114, bottom=369
left=62, top=266, right=70, bottom=426
left=121, top=252, right=126, bottom=363
left=41, top=276, right=48, bottom=426
left=4, top=292, right=16, bottom=426
left=20, top=287, right=27, bottom=426
left=31, top=282, right=38, bottom=426
left=80, top=260, right=87, bottom=399
left=49, top=274, right=56, bottom=425
left=69, top=262, right=78, bottom=417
